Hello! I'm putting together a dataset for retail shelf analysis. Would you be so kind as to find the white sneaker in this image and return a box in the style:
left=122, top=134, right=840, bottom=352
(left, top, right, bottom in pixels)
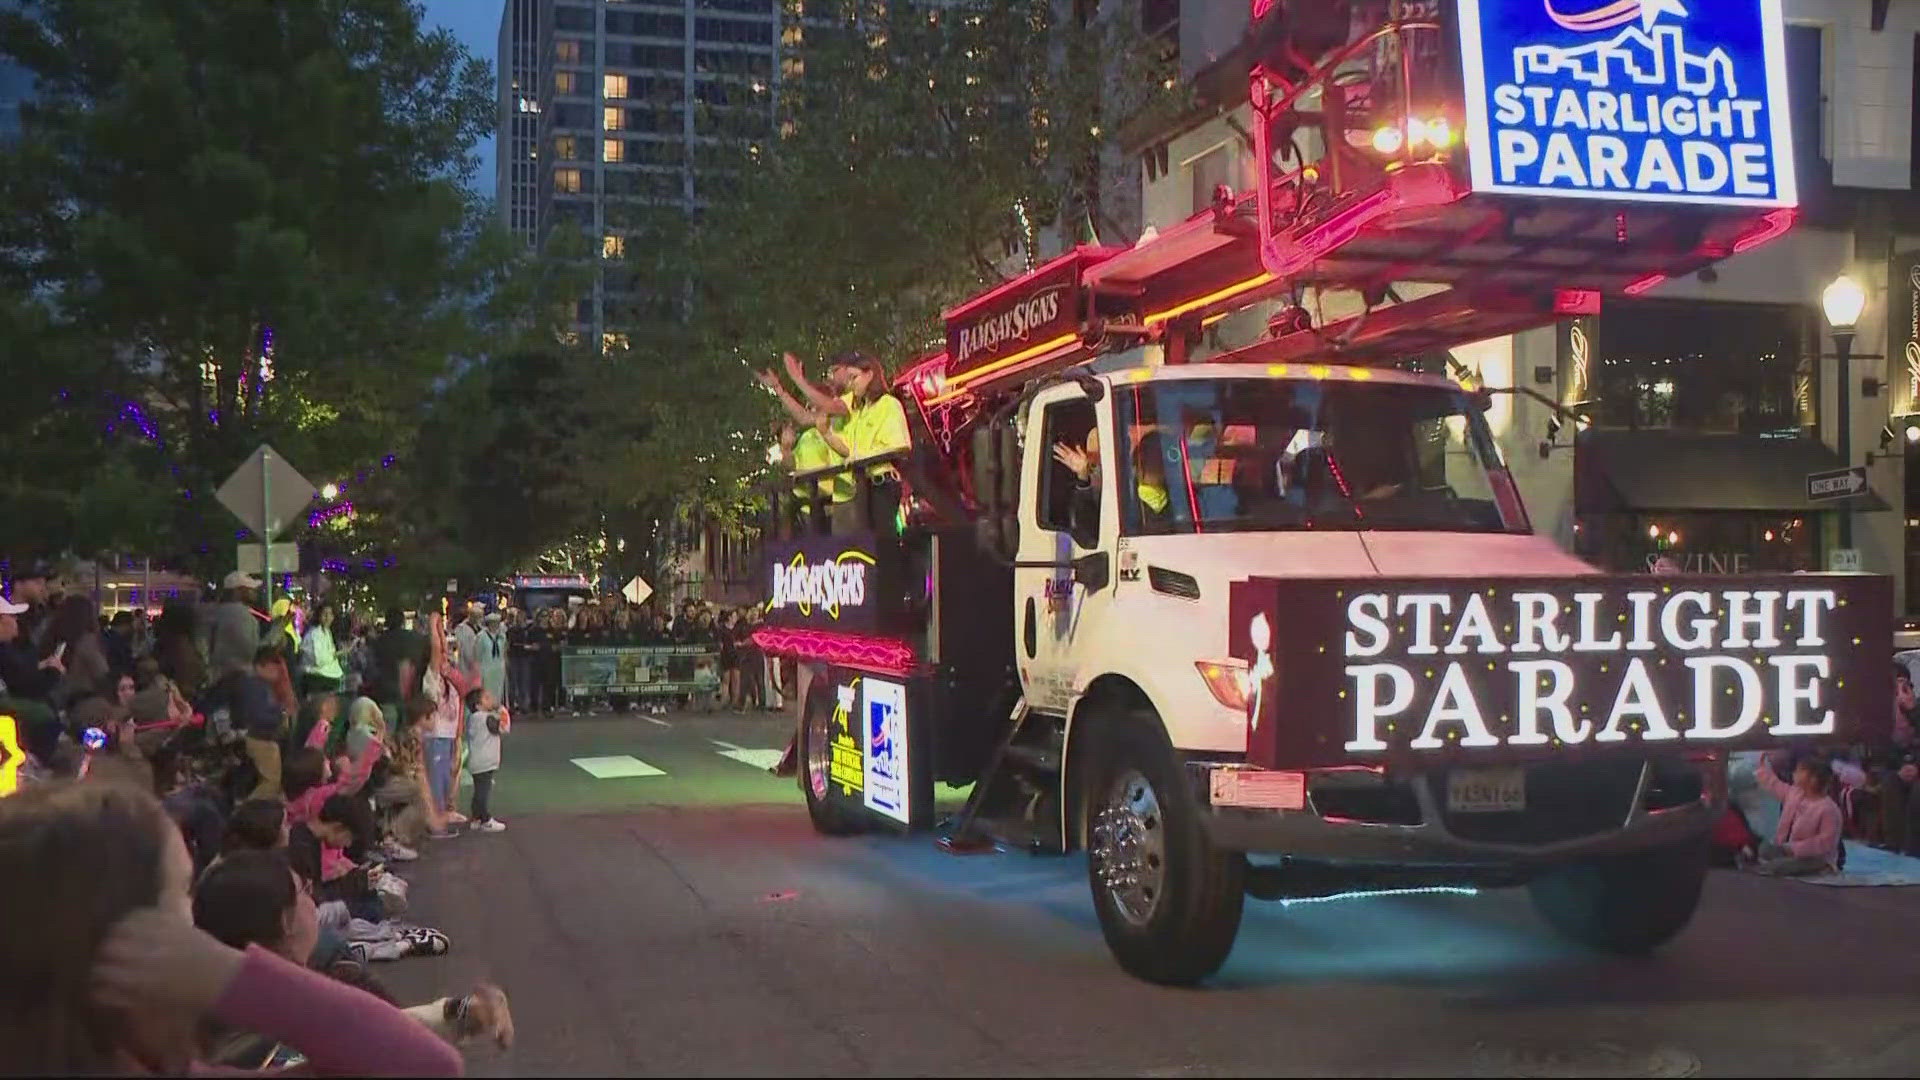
left=380, top=839, right=419, bottom=862
left=474, top=818, right=507, bottom=833
left=445, top=811, right=469, bottom=825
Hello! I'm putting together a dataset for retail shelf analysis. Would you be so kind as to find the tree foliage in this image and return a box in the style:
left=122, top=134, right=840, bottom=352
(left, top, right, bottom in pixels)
left=613, top=0, right=1181, bottom=495
left=0, top=0, right=548, bottom=574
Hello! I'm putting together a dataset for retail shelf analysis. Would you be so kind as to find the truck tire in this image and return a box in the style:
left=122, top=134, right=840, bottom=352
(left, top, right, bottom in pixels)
left=1085, top=708, right=1245, bottom=985
left=1527, top=837, right=1709, bottom=955
left=799, top=683, right=864, bottom=836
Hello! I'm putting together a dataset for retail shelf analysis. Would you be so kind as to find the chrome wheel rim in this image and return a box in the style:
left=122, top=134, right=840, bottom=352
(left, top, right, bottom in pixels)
left=1091, top=768, right=1166, bottom=927
left=806, top=702, right=831, bottom=802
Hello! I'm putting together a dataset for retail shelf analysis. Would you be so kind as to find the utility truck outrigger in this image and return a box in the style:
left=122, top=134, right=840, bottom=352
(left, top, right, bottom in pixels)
left=753, top=0, right=1890, bottom=985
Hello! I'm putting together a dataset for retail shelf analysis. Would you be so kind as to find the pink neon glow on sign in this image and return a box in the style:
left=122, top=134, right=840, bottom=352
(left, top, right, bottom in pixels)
left=751, top=626, right=915, bottom=675
left=1251, top=0, right=1276, bottom=17
left=1543, top=0, right=1685, bottom=33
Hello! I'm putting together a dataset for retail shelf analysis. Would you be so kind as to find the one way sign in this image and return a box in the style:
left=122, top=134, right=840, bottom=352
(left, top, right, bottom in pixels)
left=1807, top=466, right=1868, bottom=501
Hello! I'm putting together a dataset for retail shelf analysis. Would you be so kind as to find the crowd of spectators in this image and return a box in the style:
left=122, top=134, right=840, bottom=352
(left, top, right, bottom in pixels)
left=0, top=564, right=515, bottom=1074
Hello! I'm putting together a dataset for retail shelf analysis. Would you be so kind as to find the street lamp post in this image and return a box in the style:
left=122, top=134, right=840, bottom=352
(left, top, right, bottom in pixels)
left=1823, top=274, right=1867, bottom=549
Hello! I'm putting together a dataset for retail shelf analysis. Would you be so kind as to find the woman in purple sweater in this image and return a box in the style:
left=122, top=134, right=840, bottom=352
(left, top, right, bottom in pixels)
left=0, top=780, right=463, bottom=1076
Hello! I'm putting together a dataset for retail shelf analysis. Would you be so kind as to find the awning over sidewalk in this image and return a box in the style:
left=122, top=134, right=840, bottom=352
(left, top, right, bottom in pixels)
left=1576, top=430, right=1891, bottom=514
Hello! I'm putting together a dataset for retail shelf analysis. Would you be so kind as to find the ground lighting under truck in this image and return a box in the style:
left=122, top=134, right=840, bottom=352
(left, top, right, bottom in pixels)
left=751, top=0, right=1892, bottom=985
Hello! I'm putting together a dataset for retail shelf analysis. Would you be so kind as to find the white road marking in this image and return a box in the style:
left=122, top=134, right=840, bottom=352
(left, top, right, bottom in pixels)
left=711, top=740, right=785, bottom=772
left=570, top=755, right=666, bottom=779
left=644, top=716, right=671, bottom=727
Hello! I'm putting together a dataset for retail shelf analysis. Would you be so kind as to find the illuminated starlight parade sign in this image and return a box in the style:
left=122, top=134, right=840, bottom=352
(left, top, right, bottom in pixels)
left=1231, top=576, right=1888, bottom=770
left=1456, top=0, right=1797, bottom=206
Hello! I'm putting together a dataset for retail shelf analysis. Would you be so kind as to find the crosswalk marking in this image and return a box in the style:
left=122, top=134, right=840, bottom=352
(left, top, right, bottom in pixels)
left=571, top=755, right=666, bottom=779
left=711, top=740, right=785, bottom=772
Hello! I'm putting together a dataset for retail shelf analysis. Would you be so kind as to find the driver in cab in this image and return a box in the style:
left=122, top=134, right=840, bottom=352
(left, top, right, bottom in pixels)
left=1051, top=428, right=1173, bottom=538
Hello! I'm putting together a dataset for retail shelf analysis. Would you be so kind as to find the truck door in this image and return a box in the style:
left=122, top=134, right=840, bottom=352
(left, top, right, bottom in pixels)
left=1016, top=389, right=1112, bottom=715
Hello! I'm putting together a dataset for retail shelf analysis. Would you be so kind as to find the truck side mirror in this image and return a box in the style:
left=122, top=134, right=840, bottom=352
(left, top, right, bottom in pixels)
left=1072, top=551, right=1110, bottom=594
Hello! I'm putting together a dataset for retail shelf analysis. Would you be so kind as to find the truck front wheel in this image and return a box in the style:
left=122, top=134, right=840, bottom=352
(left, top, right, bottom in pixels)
left=1527, top=837, right=1709, bottom=955
left=1085, top=710, right=1245, bottom=985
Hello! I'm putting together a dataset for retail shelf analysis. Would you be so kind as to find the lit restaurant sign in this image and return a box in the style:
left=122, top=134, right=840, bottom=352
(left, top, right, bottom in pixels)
left=1456, top=0, right=1797, bottom=207
left=1230, top=575, right=1887, bottom=770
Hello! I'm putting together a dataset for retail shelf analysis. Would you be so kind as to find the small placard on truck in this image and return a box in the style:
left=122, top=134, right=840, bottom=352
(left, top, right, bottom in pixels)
left=1229, top=575, right=1891, bottom=770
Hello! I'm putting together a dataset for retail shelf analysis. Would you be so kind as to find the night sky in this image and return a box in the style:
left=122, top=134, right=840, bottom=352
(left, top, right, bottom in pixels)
left=421, top=0, right=502, bottom=199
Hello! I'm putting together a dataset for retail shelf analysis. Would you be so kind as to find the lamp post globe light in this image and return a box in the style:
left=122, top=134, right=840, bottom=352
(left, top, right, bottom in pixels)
left=1823, top=274, right=1867, bottom=330
left=1824, top=273, right=1867, bottom=548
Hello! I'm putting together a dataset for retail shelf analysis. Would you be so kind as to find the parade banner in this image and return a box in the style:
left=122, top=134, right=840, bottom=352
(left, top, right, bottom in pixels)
left=1230, top=574, right=1889, bottom=770
left=559, top=645, right=720, bottom=699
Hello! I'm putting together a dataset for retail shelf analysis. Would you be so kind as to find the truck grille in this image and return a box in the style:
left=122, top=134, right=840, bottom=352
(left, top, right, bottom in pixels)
left=1439, top=759, right=1644, bottom=845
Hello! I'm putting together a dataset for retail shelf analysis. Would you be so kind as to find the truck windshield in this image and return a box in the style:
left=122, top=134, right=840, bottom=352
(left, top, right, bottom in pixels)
left=1112, top=376, right=1528, bottom=536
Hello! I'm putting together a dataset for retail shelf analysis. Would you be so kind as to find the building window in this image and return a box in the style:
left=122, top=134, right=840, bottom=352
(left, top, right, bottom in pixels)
left=607, top=10, right=686, bottom=37
left=603, top=234, right=626, bottom=258
left=554, top=135, right=577, bottom=160
left=555, top=39, right=582, bottom=64
left=554, top=4, right=595, bottom=32
left=1589, top=299, right=1816, bottom=436
left=603, top=332, right=631, bottom=352
left=605, top=74, right=629, bottom=100
left=604, top=106, right=625, bottom=131
left=555, top=70, right=577, bottom=95
left=1186, top=144, right=1232, bottom=215
left=554, top=168, right=583, bottom=194
left=695, top=16, right=774, bottom=45
left=603, top=138, right=625, bottom=163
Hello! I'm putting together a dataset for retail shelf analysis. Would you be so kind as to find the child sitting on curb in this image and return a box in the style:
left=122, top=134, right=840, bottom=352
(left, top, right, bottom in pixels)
left=1746, top=750, right=1843, bottom=876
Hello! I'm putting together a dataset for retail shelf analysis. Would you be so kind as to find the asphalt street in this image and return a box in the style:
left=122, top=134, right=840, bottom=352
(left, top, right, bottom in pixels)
left=377, top=709, right=1920, bottom=1078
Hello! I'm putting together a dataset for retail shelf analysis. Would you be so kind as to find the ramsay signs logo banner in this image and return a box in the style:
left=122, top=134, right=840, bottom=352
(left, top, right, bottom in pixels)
left=943, top=256, right=1081, bottom=379
left=1229, top=574, right=1888, bottom=770
left=1456, top=0, right=1796, bottom=207
left=761, top=533, right=895, bottom=633
left=769, top=550, right=873, bottom=622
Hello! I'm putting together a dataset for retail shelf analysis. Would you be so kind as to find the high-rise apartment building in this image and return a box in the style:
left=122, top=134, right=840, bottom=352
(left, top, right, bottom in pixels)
left=498, top=0, right=548, bottom=248
left=497, top=0, right=783, bottom=348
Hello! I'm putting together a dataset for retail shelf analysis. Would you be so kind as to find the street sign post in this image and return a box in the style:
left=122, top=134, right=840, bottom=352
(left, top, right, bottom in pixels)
left=1806, top=467, right=1868, bottom=502
left=215, top=445, right=317, bottom=607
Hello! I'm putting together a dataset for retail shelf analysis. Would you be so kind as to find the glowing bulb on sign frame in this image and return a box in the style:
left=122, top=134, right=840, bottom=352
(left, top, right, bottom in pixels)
left=321, top=483, right=340, bottom=500
left=1370, top=125, right=1404, bottom=155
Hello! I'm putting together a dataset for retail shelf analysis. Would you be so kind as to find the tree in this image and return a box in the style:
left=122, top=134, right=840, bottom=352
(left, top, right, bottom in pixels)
left=0, top=0, right=541, bottom=572
left=611, top=0, right=1181, bottom=489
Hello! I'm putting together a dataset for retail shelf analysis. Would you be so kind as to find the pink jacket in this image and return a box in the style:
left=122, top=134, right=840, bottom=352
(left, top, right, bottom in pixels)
left=1755, top=761, right=1843, bottom=868
left=188, top=945, right=463, bottom=1075
left=284, top=715, right=383, bottom=829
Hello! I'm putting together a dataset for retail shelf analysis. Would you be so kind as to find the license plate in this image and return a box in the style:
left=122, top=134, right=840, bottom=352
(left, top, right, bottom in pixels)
left=1447, top=766, right=1526, bottom=813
